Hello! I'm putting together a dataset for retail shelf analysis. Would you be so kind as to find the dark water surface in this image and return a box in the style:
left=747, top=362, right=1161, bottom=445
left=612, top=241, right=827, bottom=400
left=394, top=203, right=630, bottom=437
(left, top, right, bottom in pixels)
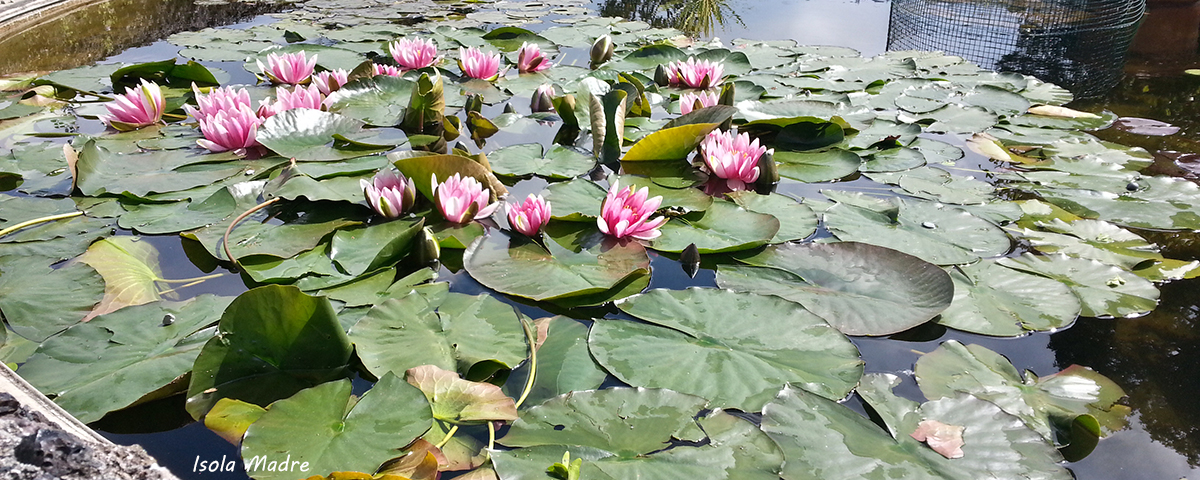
left=3, top=0, right=1200, bottom=479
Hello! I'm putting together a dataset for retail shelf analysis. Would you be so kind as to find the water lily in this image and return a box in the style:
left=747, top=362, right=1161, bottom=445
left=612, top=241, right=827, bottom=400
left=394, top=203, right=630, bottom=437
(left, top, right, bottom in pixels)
left=361, top=170, right=416, bottom=219
left=458, top=47, right=502, bottom=81
left=531, top=84, right=555, bottom=113
left=257, top=51, right=317, bottom=85
left=668, top=57, right=724, bottom=89
left=257, top=84, right=325, bottom=118
left=507, top=194, right=551, bottom=236
left=99, top=79, right=165, bottom=131
left=186, top=85, right=251, bottom=123
left=373, top=63, right=404, bottom=78
left=598, top=180, right=667, bottom=241
left=679, top=90, right=719, bottom=115
left=196, top=104, right=262, bottom=154
left=517, top=42, right=551, bottom=73
left=432, top=173, right=500, bottom=223
left=390, top=37, right=439, bottom=71
left=313, top=69, right=349, bottom=95
left=699, top=130, right=771, bottom=191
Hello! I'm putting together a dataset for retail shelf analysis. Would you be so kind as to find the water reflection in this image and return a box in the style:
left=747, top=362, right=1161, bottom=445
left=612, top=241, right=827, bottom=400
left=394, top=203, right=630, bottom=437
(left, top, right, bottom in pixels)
left=596, top=0, right=744, bottom=37
left=0, top=0, right=282, bottom=74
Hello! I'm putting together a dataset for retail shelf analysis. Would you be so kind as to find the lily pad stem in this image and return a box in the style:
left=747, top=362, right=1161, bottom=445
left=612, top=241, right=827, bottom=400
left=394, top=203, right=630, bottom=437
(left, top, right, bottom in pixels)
left=157, top=273, right=227, bottom=296
left=222, top=197, right=281, bottom=269
left=514, top=318, right=538, bottom=409
left=435, top=424, right=459, bottom=449
left=487, top=421, right=496, bottom=452
left=0, top=211, right=83, bottom=238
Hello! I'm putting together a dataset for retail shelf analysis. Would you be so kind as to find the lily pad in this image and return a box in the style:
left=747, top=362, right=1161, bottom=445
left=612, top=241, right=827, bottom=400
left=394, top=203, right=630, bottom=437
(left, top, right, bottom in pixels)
left=240, top=374, right=432, bottom=480
left=18, top=295, right=231, bottom=423
left=716, top=242, right=954, bottom=336
left=257, top=110, right=391, bottom=161
left=772, top=150, right=860, bottom=183
left=186, top=285, right=353, bottom=419
left=939, top=260, right=1080, bottom=336
left=502, top=317, right=608, bottom=408
left=326, top=76, right=415, bottom=126
left=0, top=255, right=104, bottom=342
left=328, top=218, right=424, bottom=276
left=996, top=253, right=1159, bottom=318
left=650, top=200, right=780, bottom=254
left=463, top=230, right=650, bottom=304
left=75, top=236, right=173, bottom=320
left=489, top=143, right=596, bottom=179
left=593, top=288, right=862, bottom=410
left=1021, top=218, right=1159, bottom=269
left=405, top=364, right=518, bottom=424
left=914, top=341, right=1132, bottom=441
left=725, top=191, right=818, bottom=243
left=544, top=178, right=608, bottom=222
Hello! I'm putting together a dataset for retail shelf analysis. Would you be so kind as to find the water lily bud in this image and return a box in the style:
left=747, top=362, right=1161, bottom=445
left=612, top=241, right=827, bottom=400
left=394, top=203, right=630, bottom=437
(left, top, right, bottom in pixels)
left=464, top=94, right=483, bottom=114
left=754, top=150, right=779, bottom=195
left=718, top=82, right=736, bottom=106
left=415, top=226, right=441, bottom=267
left=504, top=103, right=517, bottom=114
left=531, top=84, right=556, bottom=113
left=590, top=35, right=614, bottom=67
left=654, top=64, right=671, bottom=86
left=680, top=243, right=700, bottom=278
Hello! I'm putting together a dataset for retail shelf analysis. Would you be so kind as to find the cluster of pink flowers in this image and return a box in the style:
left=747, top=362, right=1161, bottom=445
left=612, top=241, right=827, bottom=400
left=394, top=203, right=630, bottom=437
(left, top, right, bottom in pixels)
left=517, top=42, right=551, bottom=74
left=390, top=38, right=440, bottom=71
left=432, top=173, right=500, bottom=224
left=99, top=79, right=165, bottom=131
left=373, top=64, right=404, bottom=78
left=362, top=170, right=417, bottom=218
left=597, top=181, right=667, bottom=241
left=507, top=194, right=552, bottom=237
left=257, top=84, right=327, bottom=118
left=679, top=90, right=718, bottom=115
left=459, top=47, right=503, bottom=81
left=185, top=86, right=262, bottom=154
left=699, top=130, right=772, bottom=192
left=667, top=57, right=725, bottom=89
left=313, top=69, right=349, bottom=95
left=257, top=51, right=318, bottom=85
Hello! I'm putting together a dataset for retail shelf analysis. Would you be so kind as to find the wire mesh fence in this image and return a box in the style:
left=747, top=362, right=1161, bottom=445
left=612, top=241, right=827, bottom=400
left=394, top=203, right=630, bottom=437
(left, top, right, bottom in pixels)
left=888, top=0, right=1145, bottom=98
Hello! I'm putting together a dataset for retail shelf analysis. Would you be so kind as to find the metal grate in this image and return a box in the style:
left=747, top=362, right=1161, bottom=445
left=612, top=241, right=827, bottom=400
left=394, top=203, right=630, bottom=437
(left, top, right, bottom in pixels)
left=888, top=0, right=1145, bottom=98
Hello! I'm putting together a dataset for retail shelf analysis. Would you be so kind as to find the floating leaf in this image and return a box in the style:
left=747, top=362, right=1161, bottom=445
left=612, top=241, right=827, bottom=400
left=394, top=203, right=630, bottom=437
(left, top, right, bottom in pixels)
left=489, top=143, right=596, bottom=179
left=503, top=317, right=607, bottom=408
left=939, top=260, right=1080, bottom=336
left=997, top=253, right=1158, bottom=318
left=19, top=295, right=230, bottom=423
left=205, top=398, right=267, bottom=444
left=621, top=121, right=721, bottom=163
left=405, top=365, right=518, bottom=424
left=651, top=200, right=780, bottom=254
left=329, top=218, right=424, bottom=276
left=258, top=110, right=390, bottom=161
left=716, top=242, right=954, bottom=336
left=773, top=150, right=860, bottom=183
left=544, top=179, right=606, bottom=222
left=0, top=255, right=104, bottom=342
left=326, top=76, right=415, bottom=126
left=76, top=236, right=171, bottom=320
left=241, top=374, right=432, bottom=480
left=593, top=288, right=862, bottom=410
left=725, top=191, right=817, bottom=243
left=915, top=341, right=1132, bottom=441
left=392, top=153, right=508, bottom=203
left=186, top=285, right=353, bottom=419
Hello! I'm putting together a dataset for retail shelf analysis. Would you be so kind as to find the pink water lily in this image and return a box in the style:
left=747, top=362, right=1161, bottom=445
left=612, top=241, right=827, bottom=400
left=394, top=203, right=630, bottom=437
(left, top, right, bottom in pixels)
left=361, top=170, right=416, bottom=218
left=99, top=79, right=165, bottom=131
left=257, top=51, right=318, bottom=85
left=668, top=57, right=725, bottom=89
left=390, top=37, right=439, bottom=71
left=679, top=90, right=718, bottom=115
left=185, top=85, right=251, bottom=123
left=598, top=180, right=667, bottom=241
left=196, top=104, right=262, bottom=153
left=257, top=84, right=326, bottom=118
left=458, top=47, right=502, bottom=81
left=313, top=69, right=349, bottom=95
left=700, top=130, right=770, bottom=191
left=373, top=63, right=404, bottom=78
left=507, top=194, right=551, bottom=236
left=517, top=42, right=551, bottom=74
left=432, top=173, right=500, bottom=224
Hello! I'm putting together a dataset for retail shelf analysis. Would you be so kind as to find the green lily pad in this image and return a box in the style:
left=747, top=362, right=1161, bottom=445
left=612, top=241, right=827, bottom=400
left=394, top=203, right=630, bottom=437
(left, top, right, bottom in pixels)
left=621, top=121, right=720, bottom=163
left=184, top=212, right=359, bottom=263
left=257, top=109, right=391, bottom=161
left=996, top=253, right=1159, bottom=318
left=773, top=150, right=860, bottom=183
left=914, top=341, right=1132, bottom=441
left=502, top=317, right=608, bottom=408
left=347, top=291, right=529, bottom=379
left=858, top=147, right=926, bottom=173
left=593, top=288, right=862, bottom=410
left=329, top=218, right=424, bottom=276
left=614, top=174, right=712, bottom=212
left=1021, top=218, right=1159, bottom=269
left=939, top=260, right=1081, bottom=336
left=716, top=242, right=954, bottom=336
left=205, top=398, right=267, bottom=444
left=489, top=143, right=596, bottom=179
left=726, top=191, right=818, bottom=243
left=0, top=255, right=104, bottom=342
left=405, top=364, right=518, bottom=424
left=186, top=285, right=353, bottom=419
left=18, top=295, right=231, bottom=423
left=326, top=76, right=415, bottom=126
left=651, top=200, right=780, bottom=254
left=74, top=140, right=250, bottom=197
left=762, top=377, right=1072, bottom=480
left=544, top=179, right=607, bottom=222
left=75, top=236, right=173, bottom=319
left=240, top=374, right=432, bottom=480
left=118, top=183, right=261, bottom=235
left=463, top=230, right=650, bottom=304
left=392, top=153, right=508, bottom=204
left=823, top=193, right=1011, bottom=265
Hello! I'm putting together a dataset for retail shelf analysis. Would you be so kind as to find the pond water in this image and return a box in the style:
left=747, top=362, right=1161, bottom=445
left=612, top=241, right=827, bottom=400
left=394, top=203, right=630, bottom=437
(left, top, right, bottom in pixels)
left=3, top=0, right=1200, bottom=479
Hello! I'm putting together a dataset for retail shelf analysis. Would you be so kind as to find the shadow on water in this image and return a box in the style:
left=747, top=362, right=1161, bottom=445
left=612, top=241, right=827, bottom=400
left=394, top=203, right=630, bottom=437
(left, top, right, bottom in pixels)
left=0, top=0, right=287, bottom=74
